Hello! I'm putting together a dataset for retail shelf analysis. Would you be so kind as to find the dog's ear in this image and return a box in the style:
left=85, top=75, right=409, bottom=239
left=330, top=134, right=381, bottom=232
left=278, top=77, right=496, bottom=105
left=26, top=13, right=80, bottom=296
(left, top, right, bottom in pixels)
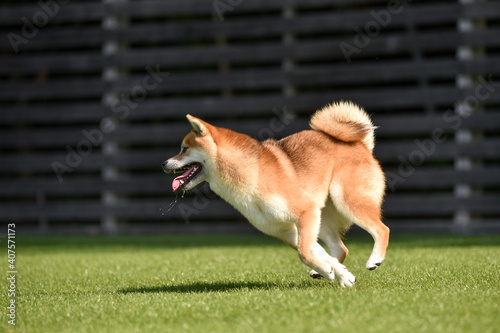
left=186, top=115, right=207, bottom=136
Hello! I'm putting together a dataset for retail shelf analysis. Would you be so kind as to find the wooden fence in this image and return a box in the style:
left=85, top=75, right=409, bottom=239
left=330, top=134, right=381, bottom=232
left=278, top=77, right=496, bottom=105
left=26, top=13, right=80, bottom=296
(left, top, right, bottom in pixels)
left=1, top=0, right=500, bottom=234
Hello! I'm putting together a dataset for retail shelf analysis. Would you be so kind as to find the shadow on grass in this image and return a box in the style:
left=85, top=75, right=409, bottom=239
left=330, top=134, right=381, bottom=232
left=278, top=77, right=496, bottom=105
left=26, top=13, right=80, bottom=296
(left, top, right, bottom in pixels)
left=119, top=280, right=315, bottom=294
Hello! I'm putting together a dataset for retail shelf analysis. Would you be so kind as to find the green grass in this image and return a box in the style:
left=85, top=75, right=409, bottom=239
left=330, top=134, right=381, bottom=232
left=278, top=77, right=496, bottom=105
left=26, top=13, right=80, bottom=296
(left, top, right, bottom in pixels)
left=1, top=233, right=500, bottom=333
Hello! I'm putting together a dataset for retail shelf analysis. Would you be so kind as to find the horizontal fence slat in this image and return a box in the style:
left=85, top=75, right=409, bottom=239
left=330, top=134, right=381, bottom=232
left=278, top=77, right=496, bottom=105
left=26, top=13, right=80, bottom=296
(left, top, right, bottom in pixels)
left=5, top=2, right=500, bottom=51
left=3, top=56, right=500, bottom=101
left=113, top=29, right=500, bottom=69
left=0, top=175, right=170, bottom=196
left=112, top=58, right=500, bottom=93
left=0, top=3, right=104, bottom=26
left=0, top=0, right=362, bottom=26
left=3, top=28, right=500, bottom=75
left=385, top=168, right=500, bottom=190
left=0, top=52, right=103, bottom=76
left=374, top=138, right=500, bottom=163
left=2, top=1, right=498, bottom=27
left=0, top=78, right=104, bottom=100
left=383, top=195, right=500, bottom=216
left=0, top=199, right=238, bottom=221
left=375, top=113, right=500, bottom=137
left=0, top=102, right=105, bottom=125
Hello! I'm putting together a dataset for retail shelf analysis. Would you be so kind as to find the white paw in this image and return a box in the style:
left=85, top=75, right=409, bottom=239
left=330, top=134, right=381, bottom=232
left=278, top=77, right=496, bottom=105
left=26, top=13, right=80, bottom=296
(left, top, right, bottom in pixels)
left=335, top=267, right=356, bottom=288
left=366, top=256, right=384, bottom=270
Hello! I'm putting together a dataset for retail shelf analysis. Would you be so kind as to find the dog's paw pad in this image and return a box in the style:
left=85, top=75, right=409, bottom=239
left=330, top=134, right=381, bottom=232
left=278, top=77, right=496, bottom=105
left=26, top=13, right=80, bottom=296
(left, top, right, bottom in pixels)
left=309, top=270, right=323, bottom=279
left=367, top=262, right=382, bottom=270
left=366, top=256, right=384, bottom=270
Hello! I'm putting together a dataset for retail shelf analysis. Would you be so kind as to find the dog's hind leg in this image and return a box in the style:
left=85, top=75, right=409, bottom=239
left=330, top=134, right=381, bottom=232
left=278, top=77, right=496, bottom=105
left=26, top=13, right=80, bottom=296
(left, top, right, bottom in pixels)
left=330, top=182, right=390, bottom=271
left=355, top=212, right=389, bottom=270
left=308, top=231, right=348, bottom=280
left=319, top=200, right=350, bottom=263
left=309, top=202, right=350, bottom=279
left=297, top=206, right=356, bottom=287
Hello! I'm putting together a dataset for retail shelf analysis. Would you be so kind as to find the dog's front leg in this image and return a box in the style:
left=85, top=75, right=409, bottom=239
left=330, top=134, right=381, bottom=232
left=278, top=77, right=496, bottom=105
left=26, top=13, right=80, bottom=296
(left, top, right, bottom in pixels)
left=297, top=208, right=356, bottom=287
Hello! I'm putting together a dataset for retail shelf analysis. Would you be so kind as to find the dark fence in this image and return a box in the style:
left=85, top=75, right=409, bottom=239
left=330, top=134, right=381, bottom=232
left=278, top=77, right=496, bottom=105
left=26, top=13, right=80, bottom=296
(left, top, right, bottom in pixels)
left=1, top=0, right=500, bottom=234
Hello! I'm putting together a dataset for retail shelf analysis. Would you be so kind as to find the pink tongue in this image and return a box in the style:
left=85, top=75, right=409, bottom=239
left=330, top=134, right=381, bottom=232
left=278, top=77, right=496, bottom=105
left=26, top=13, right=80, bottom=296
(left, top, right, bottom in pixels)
left=172, top=165, right=196, bottom=192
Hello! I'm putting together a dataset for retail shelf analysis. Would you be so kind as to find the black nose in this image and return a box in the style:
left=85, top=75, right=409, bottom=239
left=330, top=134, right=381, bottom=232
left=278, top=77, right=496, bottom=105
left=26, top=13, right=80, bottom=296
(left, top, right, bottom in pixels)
left=161, top=161, right=167, bottom=170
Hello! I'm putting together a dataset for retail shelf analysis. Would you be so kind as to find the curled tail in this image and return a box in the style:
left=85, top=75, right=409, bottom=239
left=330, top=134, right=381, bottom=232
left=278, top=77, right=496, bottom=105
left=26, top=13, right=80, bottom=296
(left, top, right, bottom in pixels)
left=310, top=101, right=376, bottom=151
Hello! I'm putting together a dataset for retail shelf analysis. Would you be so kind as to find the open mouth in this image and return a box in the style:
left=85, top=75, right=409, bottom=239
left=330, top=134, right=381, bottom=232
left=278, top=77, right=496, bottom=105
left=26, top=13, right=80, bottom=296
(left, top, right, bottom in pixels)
left=164, top=162, right=203, bottom=192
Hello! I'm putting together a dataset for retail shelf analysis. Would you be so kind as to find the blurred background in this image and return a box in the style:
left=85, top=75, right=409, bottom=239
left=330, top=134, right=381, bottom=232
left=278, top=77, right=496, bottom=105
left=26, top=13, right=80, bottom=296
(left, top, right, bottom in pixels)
left=1, top=0, right=499, bottom=235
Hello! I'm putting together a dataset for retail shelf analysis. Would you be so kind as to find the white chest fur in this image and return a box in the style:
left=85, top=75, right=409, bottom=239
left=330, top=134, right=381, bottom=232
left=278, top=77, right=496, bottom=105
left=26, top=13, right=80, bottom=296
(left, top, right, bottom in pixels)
left=209, top=180, right=295, bottom=236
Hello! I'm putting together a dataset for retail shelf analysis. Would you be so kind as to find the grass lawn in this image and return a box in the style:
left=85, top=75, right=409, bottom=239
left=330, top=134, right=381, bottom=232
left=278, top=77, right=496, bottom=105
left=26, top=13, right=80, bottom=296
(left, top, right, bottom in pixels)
left=1, top=232, right=499, bottom=333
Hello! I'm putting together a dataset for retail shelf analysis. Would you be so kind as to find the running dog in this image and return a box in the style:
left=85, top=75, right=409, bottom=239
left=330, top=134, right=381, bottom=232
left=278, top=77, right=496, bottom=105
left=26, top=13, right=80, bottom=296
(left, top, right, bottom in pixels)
left=162, top=101, right=389, bottom=287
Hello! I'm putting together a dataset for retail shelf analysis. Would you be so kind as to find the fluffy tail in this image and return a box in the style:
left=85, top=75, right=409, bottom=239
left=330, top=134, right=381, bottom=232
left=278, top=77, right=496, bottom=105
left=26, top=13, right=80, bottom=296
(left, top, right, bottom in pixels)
left=310, top=101, right=376, bottom=151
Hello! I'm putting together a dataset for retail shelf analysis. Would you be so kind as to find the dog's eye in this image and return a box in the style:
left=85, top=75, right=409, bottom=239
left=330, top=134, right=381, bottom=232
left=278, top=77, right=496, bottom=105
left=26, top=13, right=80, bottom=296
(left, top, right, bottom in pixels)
left=182, top=147, right=188, bottom=153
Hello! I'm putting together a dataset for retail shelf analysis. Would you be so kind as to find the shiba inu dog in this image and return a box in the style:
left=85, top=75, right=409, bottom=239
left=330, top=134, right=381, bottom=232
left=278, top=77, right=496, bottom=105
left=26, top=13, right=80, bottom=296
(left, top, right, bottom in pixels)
left=162, top=101, right=389, bottom=287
